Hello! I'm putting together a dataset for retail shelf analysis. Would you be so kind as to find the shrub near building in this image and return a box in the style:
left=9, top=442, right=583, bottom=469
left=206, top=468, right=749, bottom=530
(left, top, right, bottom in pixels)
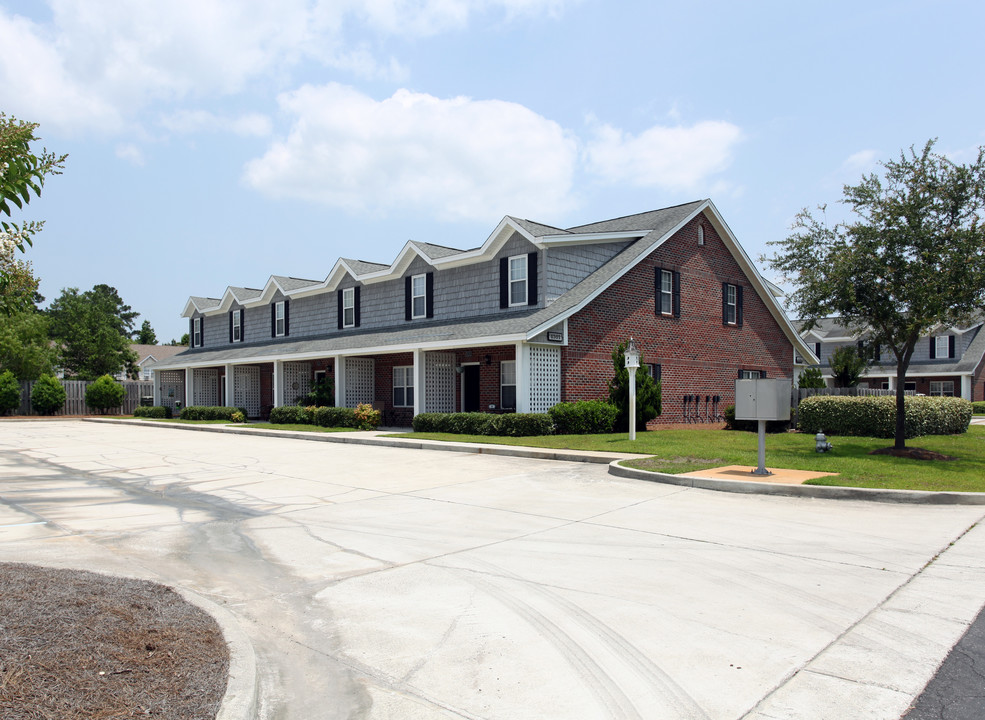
left=31, top=375, right=66, bottom=415
left=0, top=370, right=21, bottom=415
left=798, top=395, right=972, bottom=439
left=85, top=375, right=126, bottom=414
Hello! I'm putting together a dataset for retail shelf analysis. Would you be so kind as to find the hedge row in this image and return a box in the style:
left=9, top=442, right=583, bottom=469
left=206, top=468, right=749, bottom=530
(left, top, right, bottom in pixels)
left=973, top=400, right=985, bottom=415
left=267, top=404, right=381, bottom=430
left=547, top=401, right=619, bottom=434
left=412, top=412, right=554, bottom=437
left=133, top=406, right=172, bottom=419
left=179, top=406, right=248, bottom=422
left=798, top=395, right=972, bottom=438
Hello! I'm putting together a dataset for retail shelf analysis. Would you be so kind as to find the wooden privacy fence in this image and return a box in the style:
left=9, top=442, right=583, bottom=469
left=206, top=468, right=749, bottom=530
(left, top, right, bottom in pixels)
left=16, top=380, right=154, bottom=416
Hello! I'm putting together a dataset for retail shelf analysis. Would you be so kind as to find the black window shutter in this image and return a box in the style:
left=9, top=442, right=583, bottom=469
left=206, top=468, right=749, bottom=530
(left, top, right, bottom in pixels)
left=189, top=318, right=194, bottom=347
left=271, top=304, right=276, bottom=338
left=949, top=335, right=955, bottom=358
left=337, top=290, right=343, bottom=330
left=354, top=286, right=361, bottom=327
left=229, top=312, right=233, bottom=343
left=672, top=271, right=681, bottom=318
left=499, top=257, right=508, bottom=308
left=760, top=370, right=767, bottom=378
left=240, top=308, right=245, bottom=341
left=527, top=252, right=538, bottom=306
left=404, top=276, right=412, bottom=321
left=653, top=268, right=661, bottom=315
left=199, top=316, right=204, bottom=347
left=284, top=300, right=290, bottom=336
left=736, top=285, right=743, bottom=327
left=722, top=283, right=729, bottom=326
left=738, top=369, right=744, bottom=379
left=426, top=272, right=434, bottom=318
left=929, top=336, right=936, bottom=359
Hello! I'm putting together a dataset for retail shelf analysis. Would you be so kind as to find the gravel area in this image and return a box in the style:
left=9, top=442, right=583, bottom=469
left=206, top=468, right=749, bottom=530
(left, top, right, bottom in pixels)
left=0, top=563, right=229, bottom=719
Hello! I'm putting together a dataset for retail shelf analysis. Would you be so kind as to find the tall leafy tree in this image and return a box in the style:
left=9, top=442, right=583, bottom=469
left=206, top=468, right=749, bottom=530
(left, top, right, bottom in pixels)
left=47, top=285, right=139, bottom=380
left=134, top=319, right=157, bottom=345
left=767, top=140, right=985, bottom=449
left=1, top=113, right=65, bottom=315
left=829, top=346, right=869, bottom=388
left=0, top=310, right=57, bottom=380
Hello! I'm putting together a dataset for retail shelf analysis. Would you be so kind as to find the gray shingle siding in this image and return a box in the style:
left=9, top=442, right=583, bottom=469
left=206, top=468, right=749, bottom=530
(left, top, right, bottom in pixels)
left=545, top=241, right=632, bottom=302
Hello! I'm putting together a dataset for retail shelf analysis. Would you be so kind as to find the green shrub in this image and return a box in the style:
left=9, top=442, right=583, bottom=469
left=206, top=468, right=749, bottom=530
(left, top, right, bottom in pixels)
left=724, top=404, right=792, bottom=433
left=797, top=395, right=972, bottom=438
left=297, top=377, right=334, bottom=407
left=268, top=405, right=311, bottom=424
left=447, top=412, right=496, bottom=435
left=230, top=411, right=246, bottom=423
left=312, top=406, right=357, bottom=428
left=548, top=400, right=618, bottom=434
left=411, top=413, right=444, bottom=433
left=798, top=366, right=826, bottom=389
left=133, top=406, right=172, bottom=419
left=31, top=375, right=66, bottom=415
left=0, top=370, right=20, bottom=415
left=179, top=406, right=249, bottom=421
left=489, top=413, right=554, bottom=437
left=973, top=401, right=985, bottom=415
left=85, top=375, right=126, bottom=414
left=353, top=403, right=381, bottom=430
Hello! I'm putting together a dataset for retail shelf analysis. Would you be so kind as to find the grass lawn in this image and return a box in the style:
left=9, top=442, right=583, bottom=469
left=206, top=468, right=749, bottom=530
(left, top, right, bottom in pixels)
left=244, top=423, right=352, bottom=433
left=391, top=426, right=985, bottom=493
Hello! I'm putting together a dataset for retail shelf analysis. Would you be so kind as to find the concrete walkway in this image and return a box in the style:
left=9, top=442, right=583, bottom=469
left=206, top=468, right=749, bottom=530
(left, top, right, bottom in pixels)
left=3, top=420, right=985, bottom=719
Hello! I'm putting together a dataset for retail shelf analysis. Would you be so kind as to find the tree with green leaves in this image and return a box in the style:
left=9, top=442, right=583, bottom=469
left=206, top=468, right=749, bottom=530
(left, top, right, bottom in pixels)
left=829, top=345, right=869, bottom=388
left=47, top=285, right=139, bottom=380
left=31, top=374, right=65, bottom=415
left=608, top=340, right=661, bottom=432
left=0, top=369, right=20, bottom=415
left=0, top=310, right=57, bottom=380
left=767, top=140, right=985, bottom=449
left=85, top=375, right=126, bottom=414
left=1, top=113, right=66, bottom=315
left=798, top=366, right=826, bottom=389
left=134, top=319, right=157, bottom=345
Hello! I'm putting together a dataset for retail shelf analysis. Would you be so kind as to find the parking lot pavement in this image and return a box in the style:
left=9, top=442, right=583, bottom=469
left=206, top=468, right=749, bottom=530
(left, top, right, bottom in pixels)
left=2, top=420, right=984, bottom=720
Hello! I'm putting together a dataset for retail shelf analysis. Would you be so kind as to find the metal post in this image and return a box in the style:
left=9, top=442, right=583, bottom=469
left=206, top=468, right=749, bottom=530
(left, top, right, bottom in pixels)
left=753, top=419, right=771, bottom=475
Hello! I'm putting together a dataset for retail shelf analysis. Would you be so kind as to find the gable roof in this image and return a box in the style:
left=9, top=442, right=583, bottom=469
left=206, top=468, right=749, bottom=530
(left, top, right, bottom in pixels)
left=130, top=343, right=188, bottom=365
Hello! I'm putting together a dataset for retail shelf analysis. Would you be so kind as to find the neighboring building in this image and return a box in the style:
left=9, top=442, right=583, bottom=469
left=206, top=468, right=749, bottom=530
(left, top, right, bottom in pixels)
left=126, top=344, right=188, bottom=382
left=153, top=200, right=815, bottom=423
left=798, top=317, right=985, bottom=400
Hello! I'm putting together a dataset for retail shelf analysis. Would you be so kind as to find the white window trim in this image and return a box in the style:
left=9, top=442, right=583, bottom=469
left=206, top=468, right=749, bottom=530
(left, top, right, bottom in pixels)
left=930, top=380, right=954, bottom=397
left=659, top=269, right=673, bottom=315
left=193, top=317, right=201, bottom=347
left=500, top=360, right=517, bottom=409
left=935, top=335, right=950, bottom=359
left=508, top=255, right=528, bottom=307
left=393, top=365, right=414, bottom=407
left=232, top=309, right=242, bottom=342
left=725, top=284, right=737, bottom=325
left=342, top=288, right=355, bottom=328
left=275, top=301, right=286, bottom=337
left=411, top=274, right=427, bottom=319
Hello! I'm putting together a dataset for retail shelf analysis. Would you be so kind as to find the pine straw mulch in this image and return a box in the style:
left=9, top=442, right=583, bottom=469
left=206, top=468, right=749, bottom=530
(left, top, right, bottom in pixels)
left=869, top=446, right=958, bottom=461
left=0, top=563, right=229, bottom=719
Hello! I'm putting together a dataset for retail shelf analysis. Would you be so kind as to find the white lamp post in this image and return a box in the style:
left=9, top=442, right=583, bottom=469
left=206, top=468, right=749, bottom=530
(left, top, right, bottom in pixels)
left=625, top=337, right=640, bottom=441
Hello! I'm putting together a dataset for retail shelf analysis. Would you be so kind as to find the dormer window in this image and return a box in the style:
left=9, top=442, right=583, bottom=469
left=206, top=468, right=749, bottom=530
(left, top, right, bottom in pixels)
left=931, top=334, right=955, bottom=359
left=509, top=255, right=528, bottom=306
left=275, top=302, right=286, bottom=336
left=342, top=288, right=355, bottom=328
left=232, top=309, right=242, bottom=342
left=411, top=274, right=426, bottom=319
left=192, top=317, right=202, bottom=347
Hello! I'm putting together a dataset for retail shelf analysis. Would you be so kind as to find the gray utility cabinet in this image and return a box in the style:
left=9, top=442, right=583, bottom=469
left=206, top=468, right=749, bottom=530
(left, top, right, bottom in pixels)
left=734, top=379, right=791, bottom=421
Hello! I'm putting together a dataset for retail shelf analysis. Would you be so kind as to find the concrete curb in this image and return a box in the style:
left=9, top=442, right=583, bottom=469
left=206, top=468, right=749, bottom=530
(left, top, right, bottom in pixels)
left=175, top=588, right=259, bottom=720
left=608, top=460, right=985, bottom=505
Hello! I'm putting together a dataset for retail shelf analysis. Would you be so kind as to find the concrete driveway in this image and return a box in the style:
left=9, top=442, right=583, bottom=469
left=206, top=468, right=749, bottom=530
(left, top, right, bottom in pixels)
left=1, top=420, right=984, bottom=720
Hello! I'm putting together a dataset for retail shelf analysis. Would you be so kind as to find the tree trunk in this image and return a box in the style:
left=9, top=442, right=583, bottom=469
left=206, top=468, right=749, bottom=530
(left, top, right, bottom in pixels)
left=895, top=364, right=907, bottom=450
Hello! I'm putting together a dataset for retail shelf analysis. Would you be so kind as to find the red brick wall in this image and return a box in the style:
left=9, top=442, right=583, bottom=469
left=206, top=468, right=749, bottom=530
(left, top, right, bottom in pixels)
left=373, top=352, right=415, bottom=425
left=562, top=214, right=794, bottom=426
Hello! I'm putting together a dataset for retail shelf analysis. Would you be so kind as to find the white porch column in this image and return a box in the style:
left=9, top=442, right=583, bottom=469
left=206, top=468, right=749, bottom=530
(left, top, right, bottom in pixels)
left=334, top=356, right=346, bottom=408
left=185, top=368, right=194, bottom=408
left=413, top=349, right=425, bottom=416
left=225, top=365, right=234, bottom=407
left=961, top=374, right=973, bottom=400
left=273, top=360, right=284, bottom=407
left=515, top=342, right=530, bottom=413
left=887, top=375, right=896, bottom=392
left=153, top=375, right=161, bottom=406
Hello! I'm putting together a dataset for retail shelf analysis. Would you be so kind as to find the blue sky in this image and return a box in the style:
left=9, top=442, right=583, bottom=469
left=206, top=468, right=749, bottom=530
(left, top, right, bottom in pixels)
left=3, top=0, right=983, bottom=342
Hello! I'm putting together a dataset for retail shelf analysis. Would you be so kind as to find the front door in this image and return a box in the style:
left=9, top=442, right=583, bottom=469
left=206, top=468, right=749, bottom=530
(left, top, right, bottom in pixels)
left=463, top=365, right=480, bottom=412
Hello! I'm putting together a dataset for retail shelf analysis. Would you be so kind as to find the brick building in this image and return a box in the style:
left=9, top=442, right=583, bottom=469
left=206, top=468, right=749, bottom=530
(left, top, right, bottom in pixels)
left=153, top=200, right=814, bottom=425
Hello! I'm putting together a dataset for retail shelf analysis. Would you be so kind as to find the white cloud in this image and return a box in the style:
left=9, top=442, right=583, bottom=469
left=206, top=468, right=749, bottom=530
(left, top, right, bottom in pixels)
left=584, top=120, right=743, bottom=190
left=243, top=84, right=577, bottom=222
left=842, top=149, right=878, bottom=173
left=161, top=110, right=273, bottom=137
left=115, top=143, right=145, bottom=166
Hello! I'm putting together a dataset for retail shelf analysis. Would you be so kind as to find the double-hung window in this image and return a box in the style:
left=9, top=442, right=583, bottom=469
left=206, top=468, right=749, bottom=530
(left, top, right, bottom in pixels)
left=232, top=309, right=242, bottom=342
left=342, top=288, right=355, bottom=328
left=393, top=366, right=414, bottom=407
left=658, top=269, right=673, bottom=315
left=931, top=334, right=955, bottom=359
left=508, top=255, right=528, bottom=306
left=192, top=317, right=202, bottom=347
left=724, top=284, right=738, bottom=325
left=500, top=361, right=517, bottom=409
left=275, top=301, right=286, bottom=337
left=930, top=380, right=954, bottom=396
left=411, top=274, right=427, bottom=319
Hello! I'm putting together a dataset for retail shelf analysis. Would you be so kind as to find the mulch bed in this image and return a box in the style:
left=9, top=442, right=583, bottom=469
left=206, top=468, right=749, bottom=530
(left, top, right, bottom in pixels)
left=0, top=563, right=229, bottom=719
left=869, top=447, right=958, bottom=461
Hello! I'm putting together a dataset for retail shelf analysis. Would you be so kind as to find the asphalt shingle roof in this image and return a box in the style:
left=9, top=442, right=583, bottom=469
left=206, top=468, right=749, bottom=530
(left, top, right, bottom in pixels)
left=272, top=276, right=322, bottom=291
left=565, top=200, right=705, bottom=234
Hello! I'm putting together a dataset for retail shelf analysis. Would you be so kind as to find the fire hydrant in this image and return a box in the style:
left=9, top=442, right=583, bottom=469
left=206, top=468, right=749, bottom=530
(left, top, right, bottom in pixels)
left=815, top=431, right=833, bottom=453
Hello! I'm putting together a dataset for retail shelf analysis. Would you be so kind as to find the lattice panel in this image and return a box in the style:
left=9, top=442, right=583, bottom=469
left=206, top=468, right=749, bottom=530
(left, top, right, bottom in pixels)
left=425, top=351, right=456, bottom=413
left=283, top=362, right=312, bottom=406
left=159, top=370, right=184, bottom=412
left=344, top=358, right=375, bottom=407
left=234, top=365, right=262, bottom=417
left=193, top=368, right=219, bottom=407
left=528, top=345, right=561, bottom=413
